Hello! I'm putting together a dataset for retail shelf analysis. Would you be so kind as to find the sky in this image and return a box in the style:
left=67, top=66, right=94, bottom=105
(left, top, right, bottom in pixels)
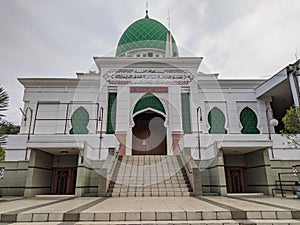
left=0, top=0, right=300, bottom=124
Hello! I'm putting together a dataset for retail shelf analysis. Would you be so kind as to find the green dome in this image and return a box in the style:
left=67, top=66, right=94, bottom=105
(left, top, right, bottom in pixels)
left=116, top=17, right=179, bottom=56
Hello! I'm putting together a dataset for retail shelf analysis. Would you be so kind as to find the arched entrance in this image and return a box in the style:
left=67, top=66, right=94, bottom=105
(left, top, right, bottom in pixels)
left=132, top=111, right=167, bottom=155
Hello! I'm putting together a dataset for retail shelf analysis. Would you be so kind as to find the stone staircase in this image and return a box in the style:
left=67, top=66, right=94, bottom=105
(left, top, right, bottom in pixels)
left=107, top=155, right=192, bottom=197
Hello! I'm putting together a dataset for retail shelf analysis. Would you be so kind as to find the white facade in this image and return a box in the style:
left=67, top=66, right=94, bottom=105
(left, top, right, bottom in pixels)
left=1, top=14, right=300, bottom=197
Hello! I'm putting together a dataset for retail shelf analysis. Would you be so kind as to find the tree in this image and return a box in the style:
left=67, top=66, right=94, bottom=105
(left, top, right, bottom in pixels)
left=0, top=87, right=8, bottom=161
left=280, top=105, right=300, bottom=146
left=0, top=87, right=8, bottom=119
left=0, top=146, right=5, bottom=162
left=0, top=121, right=20, bottom=135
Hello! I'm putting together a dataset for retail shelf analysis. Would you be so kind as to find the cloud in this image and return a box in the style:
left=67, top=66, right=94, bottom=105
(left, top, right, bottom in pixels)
left=193, top=0, right=300, bottom=77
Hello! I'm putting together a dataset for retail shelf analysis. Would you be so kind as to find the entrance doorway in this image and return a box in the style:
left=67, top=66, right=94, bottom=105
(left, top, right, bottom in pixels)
left=225, top=167, right=246, bottom=193
left=132, top=111, right=167, bottom=155
left=51, top=168, right=77, bottom=195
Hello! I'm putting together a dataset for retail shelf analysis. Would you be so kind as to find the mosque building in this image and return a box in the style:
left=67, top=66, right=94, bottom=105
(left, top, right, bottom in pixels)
left=1, top=11, right=300, bottom=197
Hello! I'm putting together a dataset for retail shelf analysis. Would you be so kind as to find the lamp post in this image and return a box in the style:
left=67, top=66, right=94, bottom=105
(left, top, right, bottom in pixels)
left=266, top=107, right=279, bottom=158
left=19, top=107, right=33, bottom=160
left=98, top=106, right=104, bottom=159
left=196, top=107, right=203, bottom=160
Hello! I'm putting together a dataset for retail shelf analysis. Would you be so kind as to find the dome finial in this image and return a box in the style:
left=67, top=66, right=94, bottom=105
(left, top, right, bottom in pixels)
left=145, top=1, right=149, bottom=18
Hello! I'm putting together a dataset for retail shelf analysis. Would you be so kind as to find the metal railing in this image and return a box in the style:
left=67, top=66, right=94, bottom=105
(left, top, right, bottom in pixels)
left=272, top=164, right=300, bottom=197
left=31, top=102, right=100, bottom=135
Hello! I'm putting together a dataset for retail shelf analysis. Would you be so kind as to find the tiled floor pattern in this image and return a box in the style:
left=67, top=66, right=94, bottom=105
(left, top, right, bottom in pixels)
left=0, top=196, right=300, bottom=224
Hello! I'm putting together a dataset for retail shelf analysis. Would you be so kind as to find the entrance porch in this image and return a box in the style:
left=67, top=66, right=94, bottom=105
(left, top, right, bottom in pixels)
left=24, top=149, right=79, bottom=197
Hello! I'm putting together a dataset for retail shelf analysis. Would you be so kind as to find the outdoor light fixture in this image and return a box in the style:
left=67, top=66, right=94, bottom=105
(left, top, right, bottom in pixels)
left=266, top=107, right=279, bottom=158
left=270, top=118, right=279, bottom=127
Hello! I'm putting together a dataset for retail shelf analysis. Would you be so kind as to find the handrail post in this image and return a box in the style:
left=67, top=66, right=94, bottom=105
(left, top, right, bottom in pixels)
left=19, top=107, right=33, bottom=160
left=98, top=106, right=104, bottom=159
left=278, top=173, right=284, bottom=197
left=196, top=107, right=203, bottom=160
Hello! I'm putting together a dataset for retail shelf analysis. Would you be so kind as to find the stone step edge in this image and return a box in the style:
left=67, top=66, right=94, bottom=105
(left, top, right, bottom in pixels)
left=19, top=219, right=300, bottom=225
left=2, top=210, right=300, bottom=223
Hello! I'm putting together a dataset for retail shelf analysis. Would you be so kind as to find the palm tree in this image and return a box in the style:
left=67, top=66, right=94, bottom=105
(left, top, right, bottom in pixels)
left=0, top=87, right=8, bottom=119
left=0, top=87, right=8, bottom=161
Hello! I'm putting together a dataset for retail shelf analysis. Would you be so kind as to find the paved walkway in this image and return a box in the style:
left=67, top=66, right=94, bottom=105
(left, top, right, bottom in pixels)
left=0, top=196, right=299, bottom=224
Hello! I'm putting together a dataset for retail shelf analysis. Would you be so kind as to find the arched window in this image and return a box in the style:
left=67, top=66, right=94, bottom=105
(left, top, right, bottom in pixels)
left=69, top=107, right=89, bottom=134
left=240, top=107, right=260, bottom=134
left=208, top=107, right=227, bottom=134
left=133, top=93, right=165, bottom=115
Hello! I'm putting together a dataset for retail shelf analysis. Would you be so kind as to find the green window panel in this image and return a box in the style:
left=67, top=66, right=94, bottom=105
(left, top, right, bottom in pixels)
left=240, top=107, right=260, bottom=134
left=133, top=93, right=165, bottom=115
left=69, top=106, right=89, bottom=134
left=208, top=107, right=227, bottom=134
left=181, top=93, right=191, bottom=134
left=107, top=93, right=117, bottom=134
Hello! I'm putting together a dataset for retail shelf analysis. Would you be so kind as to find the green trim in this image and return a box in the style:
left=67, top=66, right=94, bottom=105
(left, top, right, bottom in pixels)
left=116, top=18, right=178, bottom=56
left=69, top=107, right=89, bottom=134
left=107, top=93, right=117, bottom=134
left=240, top=107, right=260, bottom=134
left=133, top=93, right=165, bottom=115
left=181, top=93, right=191, bottom=134
left=208, top=107, right=227, bottom=134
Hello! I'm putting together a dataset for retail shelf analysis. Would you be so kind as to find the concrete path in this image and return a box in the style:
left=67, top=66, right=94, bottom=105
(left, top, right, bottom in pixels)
left=0, top=196, right=299, bottom=224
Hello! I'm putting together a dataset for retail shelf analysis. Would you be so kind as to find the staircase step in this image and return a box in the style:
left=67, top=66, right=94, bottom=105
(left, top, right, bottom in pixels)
left=107, top=155, right=193, bottom=197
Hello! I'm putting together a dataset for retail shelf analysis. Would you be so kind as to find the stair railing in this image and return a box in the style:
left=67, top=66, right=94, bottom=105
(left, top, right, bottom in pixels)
left=178, top=147, right=202, bottom=195
left=272, top=164, right=300, bottom=197
left=106, top=146, right=121, bottom=190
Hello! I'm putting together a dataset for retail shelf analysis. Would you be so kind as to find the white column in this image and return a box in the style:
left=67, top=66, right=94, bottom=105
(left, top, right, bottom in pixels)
left=289, top=73, right=299, bottom=106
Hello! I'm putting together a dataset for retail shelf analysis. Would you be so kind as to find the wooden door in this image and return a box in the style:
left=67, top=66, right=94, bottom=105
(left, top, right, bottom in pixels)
left=225, top=167, right=246, bottom=193
left=132, top=112, right=167, bottom=155
left=51, top=168, right=77, bottom=195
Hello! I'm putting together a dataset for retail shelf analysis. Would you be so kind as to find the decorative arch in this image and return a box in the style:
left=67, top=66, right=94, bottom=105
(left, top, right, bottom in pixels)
left=208, top=107, right=227, bottom=134
left=240, top=107, right=260, bottom=134
left=69, top=106, right=89, bottom=134
left=133, top=93, right=165, bottom=115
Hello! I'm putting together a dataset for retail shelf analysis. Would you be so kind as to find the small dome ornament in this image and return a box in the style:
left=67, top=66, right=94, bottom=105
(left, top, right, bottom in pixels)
left=145, top=10, right=149, bottom=18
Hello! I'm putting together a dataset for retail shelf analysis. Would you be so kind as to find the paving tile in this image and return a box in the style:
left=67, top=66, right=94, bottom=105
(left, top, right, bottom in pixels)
left=110, top=212, right=125, bottom=221
left=171, top=211, right=187, bottom=220
left=291, top=210, right=300, bottom=219
left=64, top=213, right=79, bottom=221
left=79, top=212, right=94, bottom=221
left=247, top=211, right=262, bottom=219
left=187, top=211, right=202, bottom=220
left=32, top=213, right=48, bottom=222
left=231, top=211, right=247, bottom=219
left=174, top=192, right=183, bottom=197
left=216, top=211, right=231, bottom=220
left=276, top=211, right=292, bottom=219
left=261, top=211, right=277, bottom=219
left=125, top=212, right=140, bottom=221
left=48, top=213, right=64, bottom=221
left=202, top=211, right=217, bottom=220
left=156, top=212, right=172, bottom=220
left=16, top=213, right=32, bottom=222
